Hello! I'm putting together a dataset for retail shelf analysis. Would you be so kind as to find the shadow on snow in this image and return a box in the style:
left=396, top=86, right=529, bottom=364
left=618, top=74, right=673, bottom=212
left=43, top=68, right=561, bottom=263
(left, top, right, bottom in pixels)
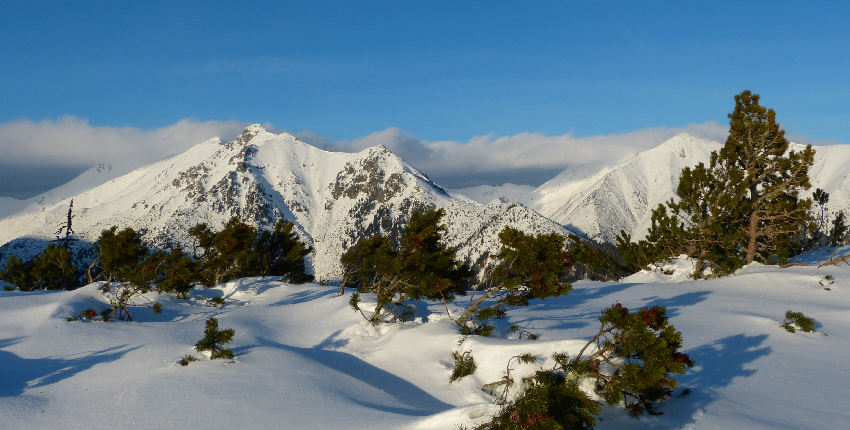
left=0, top=337, right=142, bottom=397
left=231, top=334, right=453, bottom=417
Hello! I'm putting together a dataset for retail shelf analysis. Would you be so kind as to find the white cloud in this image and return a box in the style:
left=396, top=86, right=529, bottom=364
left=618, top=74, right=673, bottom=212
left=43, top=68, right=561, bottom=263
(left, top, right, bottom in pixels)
left=0, top=116, right=730, bottom=198
left=302, top=122, right=729, bottom=188
left=0, top=115, right=248, bottom=168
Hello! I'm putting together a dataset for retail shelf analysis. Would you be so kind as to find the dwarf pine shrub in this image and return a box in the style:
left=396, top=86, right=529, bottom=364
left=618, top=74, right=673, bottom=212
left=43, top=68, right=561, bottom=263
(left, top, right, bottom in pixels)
left=470, top=369, right=601, bottom=430
left=782, top=310, right=816, bottom=333
left=195, top=317, right=235, bottom=359
left=449, top=351, right=477, bottom=383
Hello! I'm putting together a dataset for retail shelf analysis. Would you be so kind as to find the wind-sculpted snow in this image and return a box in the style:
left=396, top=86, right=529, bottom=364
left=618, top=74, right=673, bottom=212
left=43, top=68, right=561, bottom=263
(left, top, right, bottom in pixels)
left=2, top=255, right=850, bottom=429
left=0, top=125, right=575, bottom=281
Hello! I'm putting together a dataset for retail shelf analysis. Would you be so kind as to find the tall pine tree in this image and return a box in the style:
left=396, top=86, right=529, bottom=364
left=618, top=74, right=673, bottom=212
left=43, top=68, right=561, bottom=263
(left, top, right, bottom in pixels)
left=620, top=91, right=815, bottom=275
left=720, top=90, right=814, bottom=264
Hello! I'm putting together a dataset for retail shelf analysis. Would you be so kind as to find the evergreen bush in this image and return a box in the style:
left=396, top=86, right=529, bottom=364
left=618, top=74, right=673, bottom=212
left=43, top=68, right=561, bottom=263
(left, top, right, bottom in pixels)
left=782, top=310, right=816, bottom=333
left=253, top=218, right=314, bottom=282
left=455, top=227, right=573, bottom=331
left=190, top=216, right=314, bottom=287
left=470, top=369, right=601, bottom=430
left=0, top=245, right=80, bottom=291
left=190, top=217, right=259, bottom=287
left=341, top=208, right=472, bottom=325
left=449, top=351, right=477, bottom=383
left=178, top=354, right=199, bottom=366
left=195, top=317, right=235, bottom=359
left=563, top=304, right=694, bottom=416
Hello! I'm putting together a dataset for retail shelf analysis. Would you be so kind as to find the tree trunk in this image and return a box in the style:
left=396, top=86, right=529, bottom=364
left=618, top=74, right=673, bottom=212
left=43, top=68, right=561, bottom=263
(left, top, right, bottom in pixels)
left=746, top=211, right=758, bottom=264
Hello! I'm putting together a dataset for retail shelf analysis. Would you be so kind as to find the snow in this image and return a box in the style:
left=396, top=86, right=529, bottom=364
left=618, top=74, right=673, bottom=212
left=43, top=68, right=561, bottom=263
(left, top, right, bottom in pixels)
left=2, top=255, right=849, bottom=429
left=451, top=135, right=850, bottom=244
left=0, top=126, right=575, bottom=282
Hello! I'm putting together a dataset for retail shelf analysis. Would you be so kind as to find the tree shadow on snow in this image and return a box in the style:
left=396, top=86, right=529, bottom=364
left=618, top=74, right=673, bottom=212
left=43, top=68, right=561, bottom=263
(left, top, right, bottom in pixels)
left=652, top=333, right=772, bottom=426
left=269, top=288, right=338, bottom=306
left=498, top=283, right=698, bottom=335
left=0, top=337, right=142, bottom=397
left=640, top=290, right=713, bottom=319
left=234, top=337, right=453, bottom=417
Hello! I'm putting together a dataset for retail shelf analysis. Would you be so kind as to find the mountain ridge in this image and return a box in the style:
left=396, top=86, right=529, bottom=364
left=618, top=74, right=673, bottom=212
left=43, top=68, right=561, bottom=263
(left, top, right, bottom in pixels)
left=452, top=134, right=850, bottom=243
left=0, top=125, right=574, bottom=281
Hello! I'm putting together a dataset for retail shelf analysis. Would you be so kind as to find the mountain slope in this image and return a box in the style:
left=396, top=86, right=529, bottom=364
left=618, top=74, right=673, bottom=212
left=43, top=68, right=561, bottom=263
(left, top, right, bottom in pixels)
left=0, top=125, right=573, bottom=281
left=454, top=134, right=850, bottom=244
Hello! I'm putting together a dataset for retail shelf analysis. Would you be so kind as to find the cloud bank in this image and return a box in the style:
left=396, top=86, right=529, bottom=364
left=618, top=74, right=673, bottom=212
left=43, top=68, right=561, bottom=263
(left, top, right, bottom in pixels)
left=296, top=122, right=728, bottom=189
left=0, top=116, right=728, bottom=199
left=0, top=116, right=249, bottom=199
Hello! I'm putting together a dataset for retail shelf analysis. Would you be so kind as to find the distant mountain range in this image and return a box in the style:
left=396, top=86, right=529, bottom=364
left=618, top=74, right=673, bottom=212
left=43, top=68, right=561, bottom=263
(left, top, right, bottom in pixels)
left=3, top=126, right=849, bottom=281
left=452, top=134, right=850, bottom=244
left=0, top=125, right=571, bottom=281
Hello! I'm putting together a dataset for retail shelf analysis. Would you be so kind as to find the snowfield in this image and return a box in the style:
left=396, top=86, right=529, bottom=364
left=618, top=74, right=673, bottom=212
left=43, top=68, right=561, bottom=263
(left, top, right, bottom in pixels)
left=2, top=250, right=849, bottom=429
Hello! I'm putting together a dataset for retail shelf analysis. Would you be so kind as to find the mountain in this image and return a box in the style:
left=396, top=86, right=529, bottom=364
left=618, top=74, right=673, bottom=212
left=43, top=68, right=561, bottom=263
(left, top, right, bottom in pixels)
left=0, top=125, right=573, bottom=281
left=453, top=134, right=850, bottom=243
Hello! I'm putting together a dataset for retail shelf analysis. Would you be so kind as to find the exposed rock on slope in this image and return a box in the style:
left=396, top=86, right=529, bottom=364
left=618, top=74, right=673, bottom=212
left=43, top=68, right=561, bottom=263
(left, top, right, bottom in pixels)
left=0, top=125, right=573, bottom=281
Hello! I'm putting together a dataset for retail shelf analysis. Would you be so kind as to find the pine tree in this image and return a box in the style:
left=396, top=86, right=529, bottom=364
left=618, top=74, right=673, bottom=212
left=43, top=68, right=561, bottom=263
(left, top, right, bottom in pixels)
left=341, top=208, right=472, bottom=325
left=146, top=245, right=200, bottom=298
left=31, top=244, right=81, bottom=290
left=455, top=227, right=573, bottom=330
left=471, top=370, right=601, bottom=430
left=564, top=304, right=694, bottom=417
left=93, top=226, right=149, bottom=282
left=253, top=218, right=314, bottom=283
left=0, top=245, right=80, bottom=291
left=653, top=156, right=748, bottom=276
left=0, top=255, right=37, bottom=291
left=190, top=217, right=259, bottom=287
left=830, top=211, right=848, bottom=246
left=720, top=90, right=815, bottom=264
left=195, top=317, right=235, bottom=359
left=190, top=217, right=315, bottom=287
left=619, top=91, right=815, bottom=274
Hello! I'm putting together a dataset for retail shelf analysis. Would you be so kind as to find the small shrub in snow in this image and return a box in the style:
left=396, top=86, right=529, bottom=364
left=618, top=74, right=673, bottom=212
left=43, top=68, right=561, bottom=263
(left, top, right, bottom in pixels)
left=470, top=369, right=601, bottom=430
left=482, top=353, right=538, bottom=405
left=782, top=310, right=816, bottom=333
left=498, top=324, right=539, bottom=340
left=449, top=351, right=477, bottom=383
left=178, top=354, right=199, bottom=366
left=195, top=317, right=235, bottom=359
left=68, top=308, right=99, bottom=322
left=207, top=296, right=226, bottom=307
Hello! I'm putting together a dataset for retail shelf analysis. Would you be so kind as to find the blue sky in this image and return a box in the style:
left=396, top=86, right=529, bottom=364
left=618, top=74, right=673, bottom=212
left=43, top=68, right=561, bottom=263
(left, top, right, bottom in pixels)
left=1, top=1, right=849, bottom=197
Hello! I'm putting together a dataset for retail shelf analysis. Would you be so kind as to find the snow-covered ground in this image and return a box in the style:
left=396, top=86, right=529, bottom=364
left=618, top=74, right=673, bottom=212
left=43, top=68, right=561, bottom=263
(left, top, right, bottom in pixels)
left=2, top=255, right=849, bottom=429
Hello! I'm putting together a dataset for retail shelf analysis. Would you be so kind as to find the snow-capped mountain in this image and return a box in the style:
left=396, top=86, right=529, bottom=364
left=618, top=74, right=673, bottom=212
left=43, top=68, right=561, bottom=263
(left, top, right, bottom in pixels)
left=0, top=125, right=572, bottom=281
left=454, top=134, right=850, bottom=243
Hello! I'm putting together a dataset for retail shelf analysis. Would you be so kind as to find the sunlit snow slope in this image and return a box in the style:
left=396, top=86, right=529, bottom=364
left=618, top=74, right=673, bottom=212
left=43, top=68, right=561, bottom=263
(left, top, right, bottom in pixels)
left=454, top=134, right=850, bottom=243
left=1, top=253, right=849, bottom=429
left=0, top=125, right=572, bottom=280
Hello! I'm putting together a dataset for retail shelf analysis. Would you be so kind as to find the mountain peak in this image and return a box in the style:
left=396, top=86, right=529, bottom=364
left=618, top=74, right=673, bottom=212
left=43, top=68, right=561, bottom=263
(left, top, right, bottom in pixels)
left=234, top=124, right=267, bottom=145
